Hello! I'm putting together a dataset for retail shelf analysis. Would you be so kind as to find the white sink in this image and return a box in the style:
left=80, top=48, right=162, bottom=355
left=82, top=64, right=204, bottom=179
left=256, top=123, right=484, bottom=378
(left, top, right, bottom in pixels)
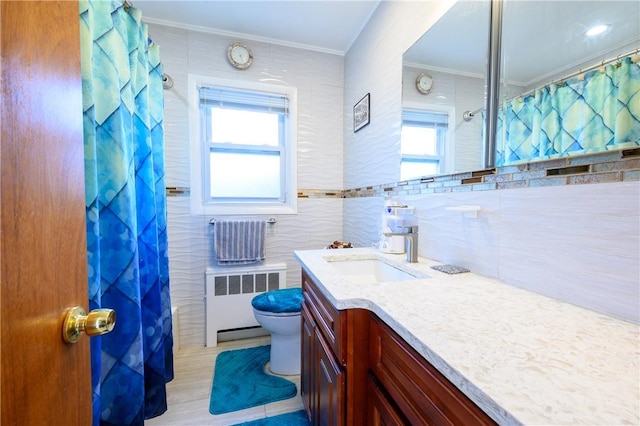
left=327, top=258, right=428, bottom=283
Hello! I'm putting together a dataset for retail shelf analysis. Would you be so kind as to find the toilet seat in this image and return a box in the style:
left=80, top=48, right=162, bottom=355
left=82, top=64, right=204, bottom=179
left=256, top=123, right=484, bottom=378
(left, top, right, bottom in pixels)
left=251, top=288, right=303, bottom=314
left=253, top=308, right=299, bottom=317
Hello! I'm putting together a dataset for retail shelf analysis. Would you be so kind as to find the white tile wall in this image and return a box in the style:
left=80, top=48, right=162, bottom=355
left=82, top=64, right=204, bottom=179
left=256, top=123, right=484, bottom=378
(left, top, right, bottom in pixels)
left=166, top=198, right=208, bottom=347
left=343, top=0, right=453, bottom=189
left=166, top=196, right=343, bottom=347
left=496, top=182, right=640, bottom=322
left=343, top=181, right=640, bottom=323
left=343, top=196, right=386, bottom=249
left=149, top=23, right=345, bottom=347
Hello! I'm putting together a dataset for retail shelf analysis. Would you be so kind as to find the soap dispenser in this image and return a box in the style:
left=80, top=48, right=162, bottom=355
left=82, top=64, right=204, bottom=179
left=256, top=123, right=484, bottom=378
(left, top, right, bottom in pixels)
left=377, top=201, right=414, bottom=254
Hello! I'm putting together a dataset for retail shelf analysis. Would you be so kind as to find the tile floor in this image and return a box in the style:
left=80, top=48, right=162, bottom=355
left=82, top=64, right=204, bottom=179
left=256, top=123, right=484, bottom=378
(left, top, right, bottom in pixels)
left=146, top=336, right=304, bottom=425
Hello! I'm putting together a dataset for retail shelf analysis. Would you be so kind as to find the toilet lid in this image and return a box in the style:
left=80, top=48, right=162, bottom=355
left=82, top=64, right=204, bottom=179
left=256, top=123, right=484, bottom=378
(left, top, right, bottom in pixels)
left=251, top=288, right=303, bottom=314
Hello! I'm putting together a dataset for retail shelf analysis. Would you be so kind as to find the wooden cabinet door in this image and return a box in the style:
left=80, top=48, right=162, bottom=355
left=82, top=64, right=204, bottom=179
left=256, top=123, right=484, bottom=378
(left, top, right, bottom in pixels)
left=369, top=316, right=496, bottom=426
left=366, top=375, right=407, bottom=426
left=301, top=301, right=316, bottom=422
left=316, top=328, right=344, bottom=426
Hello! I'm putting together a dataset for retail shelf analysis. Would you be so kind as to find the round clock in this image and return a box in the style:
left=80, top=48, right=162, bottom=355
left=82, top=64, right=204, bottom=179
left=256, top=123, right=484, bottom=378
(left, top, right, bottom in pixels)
left=227, top=42, right=253, bottom=70
left=416, top=72, right=434, bottom=95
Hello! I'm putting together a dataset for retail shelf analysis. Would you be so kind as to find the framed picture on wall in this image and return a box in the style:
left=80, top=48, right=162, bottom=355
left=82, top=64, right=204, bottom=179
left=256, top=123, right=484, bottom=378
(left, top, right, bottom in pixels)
left=353, top=93, right=370, bottom=132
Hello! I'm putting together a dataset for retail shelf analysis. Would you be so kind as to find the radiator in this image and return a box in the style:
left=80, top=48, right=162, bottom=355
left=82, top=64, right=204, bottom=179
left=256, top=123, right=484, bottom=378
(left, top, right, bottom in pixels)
left=205, top=263, right=286, bottom=347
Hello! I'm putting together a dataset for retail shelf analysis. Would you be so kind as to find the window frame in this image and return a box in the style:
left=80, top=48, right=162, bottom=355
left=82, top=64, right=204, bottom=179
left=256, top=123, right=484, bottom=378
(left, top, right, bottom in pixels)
left=188, top=75, right=298, bottom=215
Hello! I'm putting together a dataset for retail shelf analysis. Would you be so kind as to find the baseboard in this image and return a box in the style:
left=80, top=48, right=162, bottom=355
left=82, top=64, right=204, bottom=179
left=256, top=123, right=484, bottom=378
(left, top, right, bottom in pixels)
left=217, top=326, right=269, bottom=343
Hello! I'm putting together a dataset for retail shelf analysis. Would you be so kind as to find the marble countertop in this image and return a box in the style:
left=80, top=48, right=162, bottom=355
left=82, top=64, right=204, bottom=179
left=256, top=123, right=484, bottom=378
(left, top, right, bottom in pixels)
left=294, top=248, right=640, bottom=425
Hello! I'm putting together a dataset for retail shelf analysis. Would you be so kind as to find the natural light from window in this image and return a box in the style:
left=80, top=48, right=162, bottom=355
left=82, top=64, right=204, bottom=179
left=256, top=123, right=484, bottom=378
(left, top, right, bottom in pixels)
left=210, top=151, right=280, bottom=198
left=188, top=75, right=297, bottom=215
left=401, top=126, right=437, bottom=155
left=400, top=109, right=448, bottom=181
left=210, top=108, right=279, bottom=146
left=209, top=107, right=282, bottom=199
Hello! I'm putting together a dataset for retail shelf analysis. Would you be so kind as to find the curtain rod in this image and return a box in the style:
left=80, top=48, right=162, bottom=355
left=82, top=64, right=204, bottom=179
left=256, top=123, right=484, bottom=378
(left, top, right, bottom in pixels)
left=120, top=0, right=173, bottom=89
left=463, top=47, right=640, bottom=122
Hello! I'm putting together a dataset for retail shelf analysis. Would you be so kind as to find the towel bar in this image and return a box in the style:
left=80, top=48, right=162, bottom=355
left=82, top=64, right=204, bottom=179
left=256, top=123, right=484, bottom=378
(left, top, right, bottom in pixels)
left=210, top=217, right=276, bottom=225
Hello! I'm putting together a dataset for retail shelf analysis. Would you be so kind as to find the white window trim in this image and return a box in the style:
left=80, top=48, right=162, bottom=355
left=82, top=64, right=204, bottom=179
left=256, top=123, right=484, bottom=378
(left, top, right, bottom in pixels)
left=402, top=101, right=455, bottom=174
left=188, top=74, right=298, bottom=215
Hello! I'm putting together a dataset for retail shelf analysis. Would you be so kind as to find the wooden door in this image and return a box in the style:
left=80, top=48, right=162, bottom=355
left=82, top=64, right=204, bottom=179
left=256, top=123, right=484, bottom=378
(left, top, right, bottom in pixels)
left=1, top=1, right=92, bottom=424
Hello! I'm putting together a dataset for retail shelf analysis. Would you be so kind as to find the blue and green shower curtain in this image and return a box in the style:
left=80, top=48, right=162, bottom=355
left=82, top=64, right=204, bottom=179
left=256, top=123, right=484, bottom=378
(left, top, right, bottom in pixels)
left=80, top=0, right=173, bottom=424
left=496, top=56, right=640, bottom=165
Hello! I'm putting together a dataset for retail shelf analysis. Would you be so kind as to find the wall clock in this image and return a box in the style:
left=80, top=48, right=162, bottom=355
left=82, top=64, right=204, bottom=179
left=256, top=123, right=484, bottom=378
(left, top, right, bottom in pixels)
left=416, top=72, right=434, bottom=95
left=227, top=42, right=253, bottom=70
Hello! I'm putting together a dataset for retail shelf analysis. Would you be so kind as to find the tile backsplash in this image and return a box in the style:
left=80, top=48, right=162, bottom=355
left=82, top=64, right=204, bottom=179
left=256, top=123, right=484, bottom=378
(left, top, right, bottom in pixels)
left=338, top=149, right=639, bottom=325
left=343, top=175, right=640, bottom=324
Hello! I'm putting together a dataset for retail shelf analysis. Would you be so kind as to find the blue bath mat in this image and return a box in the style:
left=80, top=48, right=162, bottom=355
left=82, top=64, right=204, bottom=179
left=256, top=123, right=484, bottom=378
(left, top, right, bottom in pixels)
left=209, top=345, right=297, bottom=415
left=233, top=409, right=310, bottom=425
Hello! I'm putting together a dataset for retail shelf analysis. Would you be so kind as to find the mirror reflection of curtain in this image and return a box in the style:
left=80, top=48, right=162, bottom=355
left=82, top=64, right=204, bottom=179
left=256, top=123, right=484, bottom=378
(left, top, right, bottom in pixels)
left=496, top=56, right=640, bottom=166
left=79, top=0, right=173, bottom=424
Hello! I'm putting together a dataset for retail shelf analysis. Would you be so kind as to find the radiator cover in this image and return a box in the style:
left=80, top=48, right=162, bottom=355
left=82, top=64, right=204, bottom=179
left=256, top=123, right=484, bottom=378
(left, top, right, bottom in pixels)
left=205, top=263, right=286, bottom=347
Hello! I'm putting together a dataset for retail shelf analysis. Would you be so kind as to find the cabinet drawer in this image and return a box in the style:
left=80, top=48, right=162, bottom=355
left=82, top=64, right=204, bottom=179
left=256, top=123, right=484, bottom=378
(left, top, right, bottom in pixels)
left=302, top=270, right=345, bottom=364
left=369, top=316, right=496, bottom=426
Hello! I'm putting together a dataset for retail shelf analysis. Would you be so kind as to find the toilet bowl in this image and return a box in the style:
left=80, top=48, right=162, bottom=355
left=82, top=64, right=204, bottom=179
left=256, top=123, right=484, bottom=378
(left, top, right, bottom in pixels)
left=251, top=288, right=303, bottom=375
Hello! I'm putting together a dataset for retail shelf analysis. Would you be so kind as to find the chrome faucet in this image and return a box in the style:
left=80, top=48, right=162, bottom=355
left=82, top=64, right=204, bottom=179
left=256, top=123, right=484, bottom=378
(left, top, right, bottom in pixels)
left=383, top=225, right=419, bottom=263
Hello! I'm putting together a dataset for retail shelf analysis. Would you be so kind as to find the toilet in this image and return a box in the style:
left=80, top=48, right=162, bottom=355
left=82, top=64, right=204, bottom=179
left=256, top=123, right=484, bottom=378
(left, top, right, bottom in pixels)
left=251, top=287, right=303, bottom=375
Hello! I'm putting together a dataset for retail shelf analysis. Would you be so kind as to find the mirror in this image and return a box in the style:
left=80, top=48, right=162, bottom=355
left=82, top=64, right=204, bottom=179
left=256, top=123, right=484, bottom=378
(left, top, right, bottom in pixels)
left=402, top=0, right=639, bottom=179
left=402, top=1, right=490, bottom=178
left=497, top=0, right=639, bottom=166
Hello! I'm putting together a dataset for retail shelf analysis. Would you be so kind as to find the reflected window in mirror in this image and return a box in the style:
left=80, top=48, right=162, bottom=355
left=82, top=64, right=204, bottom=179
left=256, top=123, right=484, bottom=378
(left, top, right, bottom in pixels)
left=400, top=109, right=448, bottom=180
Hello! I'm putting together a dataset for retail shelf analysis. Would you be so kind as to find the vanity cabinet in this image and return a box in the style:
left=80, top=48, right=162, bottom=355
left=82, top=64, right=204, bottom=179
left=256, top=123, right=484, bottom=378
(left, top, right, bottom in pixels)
left=368, top=315, right=497, bottom=426
left=301, top=270, right=346, bottom=425
left=301, top=269, right=496, bottom=426
left=301, top=270, right=370, bottom=426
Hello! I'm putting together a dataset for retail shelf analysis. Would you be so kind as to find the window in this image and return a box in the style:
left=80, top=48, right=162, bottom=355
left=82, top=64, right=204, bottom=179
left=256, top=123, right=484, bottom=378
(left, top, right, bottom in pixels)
left=401, top=109, right=449, bottom=180
left=189, top=76, right=297, bottom=215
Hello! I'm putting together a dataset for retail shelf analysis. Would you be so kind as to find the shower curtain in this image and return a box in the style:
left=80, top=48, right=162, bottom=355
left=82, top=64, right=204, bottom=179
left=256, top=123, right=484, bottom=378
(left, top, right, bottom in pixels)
left=80, top=1, right=173, bottom=425
left=496, top=56, right=640, bottom=166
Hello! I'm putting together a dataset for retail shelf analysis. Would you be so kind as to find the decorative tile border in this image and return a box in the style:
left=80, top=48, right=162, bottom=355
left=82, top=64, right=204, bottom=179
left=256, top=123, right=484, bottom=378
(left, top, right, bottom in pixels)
left=166, top=150, right=640, bottom=199
left=297, top=189, right=344, bottom=199
left=342, top=149, right=640, bottom=199
left=166, top=186, right=190, bottom=197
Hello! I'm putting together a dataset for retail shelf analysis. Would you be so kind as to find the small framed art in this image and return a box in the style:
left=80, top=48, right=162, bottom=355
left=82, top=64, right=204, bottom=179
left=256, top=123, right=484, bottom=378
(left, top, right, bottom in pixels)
left=353, top=93, right=370, bottom=132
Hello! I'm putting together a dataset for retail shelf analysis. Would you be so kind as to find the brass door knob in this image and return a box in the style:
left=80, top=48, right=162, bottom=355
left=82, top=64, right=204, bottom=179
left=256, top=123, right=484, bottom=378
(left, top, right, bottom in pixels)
left=63, top=306, right=116, bottom=344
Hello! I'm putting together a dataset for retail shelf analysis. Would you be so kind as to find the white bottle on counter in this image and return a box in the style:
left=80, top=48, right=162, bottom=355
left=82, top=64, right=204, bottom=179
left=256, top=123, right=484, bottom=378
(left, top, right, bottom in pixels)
left=377, top=202, right=415, bottom=254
